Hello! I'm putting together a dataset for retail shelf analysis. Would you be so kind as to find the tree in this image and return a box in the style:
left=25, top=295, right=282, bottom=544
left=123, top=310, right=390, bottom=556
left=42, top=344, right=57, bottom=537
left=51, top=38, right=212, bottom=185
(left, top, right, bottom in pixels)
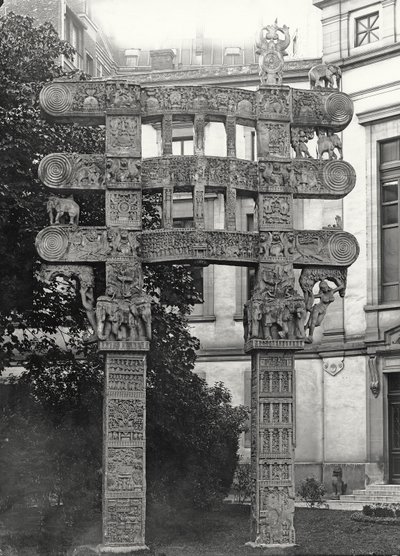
left=0, top=12, right=247, bottom=547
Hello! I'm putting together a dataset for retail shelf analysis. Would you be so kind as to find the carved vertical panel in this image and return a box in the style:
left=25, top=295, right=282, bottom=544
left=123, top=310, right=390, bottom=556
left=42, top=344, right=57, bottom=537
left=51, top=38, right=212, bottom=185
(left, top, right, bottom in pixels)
left=193, top=186, right=205, bottom=229
left=106, top=191, right=142, bottom=229
left=194, top=114, right=205, bottom=156
left=226, top=186, right=237, bottom=231
left=162, top=114, right=173, bottom=155
left=103, top=354, right=147, bottom=547
left=162, top=187, right=174, bottom=229
left=225, top=115, right=236, bottom=158
left=250, top=352, right=295, bottom=545
left=106, top=116, right=142, bottom=157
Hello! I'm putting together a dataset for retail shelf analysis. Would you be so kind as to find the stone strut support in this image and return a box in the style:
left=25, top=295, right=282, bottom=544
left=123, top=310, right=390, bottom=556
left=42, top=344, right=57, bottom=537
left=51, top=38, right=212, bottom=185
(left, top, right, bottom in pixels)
left=36, top=32, right=357, bottom=551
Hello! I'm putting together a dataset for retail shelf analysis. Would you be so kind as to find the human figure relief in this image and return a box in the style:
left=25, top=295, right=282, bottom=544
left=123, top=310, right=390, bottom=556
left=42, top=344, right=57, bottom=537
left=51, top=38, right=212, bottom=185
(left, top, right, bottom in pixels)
left=305, top=280, right=344, bottom=343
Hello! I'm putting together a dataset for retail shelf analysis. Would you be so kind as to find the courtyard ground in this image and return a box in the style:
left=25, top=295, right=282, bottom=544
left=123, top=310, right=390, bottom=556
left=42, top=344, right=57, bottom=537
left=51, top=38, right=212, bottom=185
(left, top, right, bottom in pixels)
left=2, top=504, right=400, bottom=555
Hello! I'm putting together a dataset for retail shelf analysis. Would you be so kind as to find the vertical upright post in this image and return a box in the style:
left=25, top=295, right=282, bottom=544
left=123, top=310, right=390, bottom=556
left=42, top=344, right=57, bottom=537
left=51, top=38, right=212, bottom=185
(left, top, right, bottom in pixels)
left=246, top=22, right=301, bottom=548
left=162, top=114, right=173, bottom=155
left=194, top=114, right=206, bottom=156
left=102, top=108, right=149, bottom=552
left=225, top=115, right=236, bottom=158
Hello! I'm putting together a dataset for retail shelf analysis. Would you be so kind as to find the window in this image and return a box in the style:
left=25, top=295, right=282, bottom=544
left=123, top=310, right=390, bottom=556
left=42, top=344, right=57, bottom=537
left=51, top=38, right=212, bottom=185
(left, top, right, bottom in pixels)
left=355, top=12, right=379, bottom=47
left=224, top=46, right=242, bottom=66
left=65, top=10, right=84, bottom=69
left=380, top=138, right=400, bottom=302
left=125, top=49, right=140, bottom=67
left=85, top=53, right=94, bottom=75
left=172, top=136, right=194, bottom=156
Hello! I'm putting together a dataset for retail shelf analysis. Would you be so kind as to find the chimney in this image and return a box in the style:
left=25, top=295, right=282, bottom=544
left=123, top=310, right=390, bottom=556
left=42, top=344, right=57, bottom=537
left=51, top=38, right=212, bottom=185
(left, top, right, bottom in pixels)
left=149, top=49, right=175, bottom=70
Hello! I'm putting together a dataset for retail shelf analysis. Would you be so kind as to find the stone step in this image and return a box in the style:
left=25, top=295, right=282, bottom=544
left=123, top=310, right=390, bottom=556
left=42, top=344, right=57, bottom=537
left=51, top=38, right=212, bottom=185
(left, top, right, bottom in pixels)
left=341, top=494, right=400, bottom=502
left=352, top=489, right=400, bottom=496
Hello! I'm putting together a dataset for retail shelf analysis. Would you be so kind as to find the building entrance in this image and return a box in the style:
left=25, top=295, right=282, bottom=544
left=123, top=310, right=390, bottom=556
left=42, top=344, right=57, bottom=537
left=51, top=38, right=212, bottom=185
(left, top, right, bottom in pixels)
left=388, top=373, right=400, bottom=483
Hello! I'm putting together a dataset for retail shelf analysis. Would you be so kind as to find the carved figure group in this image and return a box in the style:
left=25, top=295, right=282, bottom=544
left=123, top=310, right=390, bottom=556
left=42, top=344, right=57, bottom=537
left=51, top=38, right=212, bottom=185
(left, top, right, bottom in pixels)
left=47, top=195, right=80, bottom=225
left=308, top=63, right=341, bottom=89
left=96, top=284, right=151, bottom=342
left=317, top=130, right=342, bottom=160
left=244, top=295, right=306, bottom=342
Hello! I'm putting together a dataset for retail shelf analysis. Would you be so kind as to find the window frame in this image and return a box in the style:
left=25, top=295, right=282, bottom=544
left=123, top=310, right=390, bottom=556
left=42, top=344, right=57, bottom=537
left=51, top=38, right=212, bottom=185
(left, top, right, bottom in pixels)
left=379, top=137, right=400, bottom=304
left=355, top=11, right=380, bottom=47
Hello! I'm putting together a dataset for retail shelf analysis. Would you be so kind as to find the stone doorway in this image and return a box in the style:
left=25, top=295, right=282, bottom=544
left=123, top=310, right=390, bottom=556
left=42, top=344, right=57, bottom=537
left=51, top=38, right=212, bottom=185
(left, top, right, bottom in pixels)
left=388, top=372, right=400, bottom=483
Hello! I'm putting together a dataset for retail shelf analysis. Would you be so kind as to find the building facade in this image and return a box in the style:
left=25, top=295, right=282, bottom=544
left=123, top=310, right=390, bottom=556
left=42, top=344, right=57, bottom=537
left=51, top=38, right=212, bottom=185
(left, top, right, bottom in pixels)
left=1, top=0, right=117, bottom=76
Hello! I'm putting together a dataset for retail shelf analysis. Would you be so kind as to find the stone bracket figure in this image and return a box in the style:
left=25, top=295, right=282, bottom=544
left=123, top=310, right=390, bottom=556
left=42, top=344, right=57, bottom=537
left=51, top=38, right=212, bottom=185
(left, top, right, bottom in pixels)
left=47, top=195, right=80, bottom=225
left=304, top=280, right=344, bottom=343
left=317, top=129, right=343, bottom=160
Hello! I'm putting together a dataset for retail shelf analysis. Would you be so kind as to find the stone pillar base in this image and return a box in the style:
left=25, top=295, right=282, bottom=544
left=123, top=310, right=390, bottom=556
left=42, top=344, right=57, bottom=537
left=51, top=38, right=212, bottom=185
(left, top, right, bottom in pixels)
left=72, top=545, right=150, bottom=555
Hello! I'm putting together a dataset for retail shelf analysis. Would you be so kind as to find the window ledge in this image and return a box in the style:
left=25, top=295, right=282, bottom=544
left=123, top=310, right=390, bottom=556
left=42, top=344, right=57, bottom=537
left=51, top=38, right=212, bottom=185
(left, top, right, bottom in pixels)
left=365, top=302, right=400, bottom=312
left=188, top=315, right=216, bottom=323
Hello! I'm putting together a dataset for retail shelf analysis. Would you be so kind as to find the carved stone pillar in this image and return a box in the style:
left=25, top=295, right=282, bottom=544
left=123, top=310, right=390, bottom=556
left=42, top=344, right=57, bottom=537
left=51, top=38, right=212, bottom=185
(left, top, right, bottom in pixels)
left=162, top=114, right=173, bottom=155
left=247, top=348, right=296, bottom=546
left=101, top=111, right=149, bottom=552
left=225, top=115, right=236, bottom=158
left=225, top=185, right=237, bottom=231
left=194, top=114, right=206, bottom=156
left=103, top=350, right=148, bottom=548
left=162, top=187, right=174, bottom=229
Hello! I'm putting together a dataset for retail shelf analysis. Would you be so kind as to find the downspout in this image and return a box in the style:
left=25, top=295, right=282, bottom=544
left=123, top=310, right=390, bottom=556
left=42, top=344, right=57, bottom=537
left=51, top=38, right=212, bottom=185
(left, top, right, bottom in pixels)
left=60, top=0, right=66, bottom=68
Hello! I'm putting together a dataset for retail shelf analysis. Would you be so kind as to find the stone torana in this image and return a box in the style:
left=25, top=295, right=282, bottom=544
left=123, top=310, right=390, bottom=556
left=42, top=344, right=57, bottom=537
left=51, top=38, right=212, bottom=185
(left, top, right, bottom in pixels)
left=35, top=22, right=358, bottom=552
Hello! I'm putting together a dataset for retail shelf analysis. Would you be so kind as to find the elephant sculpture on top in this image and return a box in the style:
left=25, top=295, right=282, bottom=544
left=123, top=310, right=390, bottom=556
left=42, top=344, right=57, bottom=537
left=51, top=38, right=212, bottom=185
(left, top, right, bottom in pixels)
left=308, top=63, right=341, bottom=89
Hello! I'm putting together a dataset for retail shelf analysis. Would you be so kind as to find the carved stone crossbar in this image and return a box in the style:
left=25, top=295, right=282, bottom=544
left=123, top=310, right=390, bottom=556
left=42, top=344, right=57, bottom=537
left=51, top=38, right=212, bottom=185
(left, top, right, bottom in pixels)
left=40, top=81, right=353, bottom=131
left=39, top=153, right=356, bottom=199
left=36, top=227, right=359, bottom=267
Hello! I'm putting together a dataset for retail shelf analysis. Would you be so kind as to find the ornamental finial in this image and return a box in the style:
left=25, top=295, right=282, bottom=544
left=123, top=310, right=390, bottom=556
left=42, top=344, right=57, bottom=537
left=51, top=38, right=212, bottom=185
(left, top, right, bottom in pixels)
left=255, top=21, right=290, bottom=86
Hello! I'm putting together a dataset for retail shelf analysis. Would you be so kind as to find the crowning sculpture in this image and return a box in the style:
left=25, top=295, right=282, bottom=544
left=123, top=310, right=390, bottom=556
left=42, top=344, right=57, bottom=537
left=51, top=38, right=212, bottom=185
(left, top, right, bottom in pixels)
left=35, top=24, right=357, bottom=552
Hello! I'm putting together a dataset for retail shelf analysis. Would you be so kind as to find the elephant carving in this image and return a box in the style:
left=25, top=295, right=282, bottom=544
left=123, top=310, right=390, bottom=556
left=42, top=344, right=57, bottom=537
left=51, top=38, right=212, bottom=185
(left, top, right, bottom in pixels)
left=317, top=130, right=342, bottom=160
left=308, top=63, right=341, bottom=89
left=47, top=195, right=80, bottom=225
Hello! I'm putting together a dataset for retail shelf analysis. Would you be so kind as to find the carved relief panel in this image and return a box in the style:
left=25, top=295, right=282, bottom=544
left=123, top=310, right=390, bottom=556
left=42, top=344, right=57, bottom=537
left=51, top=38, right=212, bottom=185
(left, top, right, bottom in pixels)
left=257, top=121, right=290, bottom=158
left=259, top=193, right=293, bottom=230
left=257, top=87, right=291, bottom=120
left=106, top=116, right=141, bottom=157
left=106, top=158, right=141, bottom=189
left=104, top=498, right=144, bottom=546
left=106, top=191, right=142, bottom=229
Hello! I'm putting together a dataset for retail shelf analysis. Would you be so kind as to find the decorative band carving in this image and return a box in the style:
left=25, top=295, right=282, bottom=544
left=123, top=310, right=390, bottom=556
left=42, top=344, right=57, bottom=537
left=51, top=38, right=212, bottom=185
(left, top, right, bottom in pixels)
left=35, top=227, right=360, bottom=269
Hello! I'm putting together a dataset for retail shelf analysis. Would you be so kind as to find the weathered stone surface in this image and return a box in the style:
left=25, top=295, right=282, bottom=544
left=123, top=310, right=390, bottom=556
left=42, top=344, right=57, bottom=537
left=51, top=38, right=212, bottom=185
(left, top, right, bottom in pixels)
left=40, top=153, right=356, bottom=199
left=39, top=81, right=353, bottom=131
left=36, top=227, right=359, bottom=267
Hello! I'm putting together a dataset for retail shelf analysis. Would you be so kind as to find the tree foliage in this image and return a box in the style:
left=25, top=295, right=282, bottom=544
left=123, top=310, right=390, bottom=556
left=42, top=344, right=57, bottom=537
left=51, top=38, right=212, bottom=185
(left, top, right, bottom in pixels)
left=0, top=12, right=247, bottom=544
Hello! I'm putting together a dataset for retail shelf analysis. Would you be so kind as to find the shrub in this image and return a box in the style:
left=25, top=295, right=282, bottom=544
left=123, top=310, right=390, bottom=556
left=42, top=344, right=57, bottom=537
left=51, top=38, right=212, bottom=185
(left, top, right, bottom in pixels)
left=297, top=477, right=326, bottom=507
left=362, top=503, right=400, bottom=518
left=232, top=461, right=252, bottom=504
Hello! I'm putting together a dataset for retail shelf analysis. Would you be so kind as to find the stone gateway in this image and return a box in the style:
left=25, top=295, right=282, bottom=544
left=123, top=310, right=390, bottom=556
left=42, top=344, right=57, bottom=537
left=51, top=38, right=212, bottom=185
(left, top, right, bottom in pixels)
left=35, top=24, right=357, bottom=552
